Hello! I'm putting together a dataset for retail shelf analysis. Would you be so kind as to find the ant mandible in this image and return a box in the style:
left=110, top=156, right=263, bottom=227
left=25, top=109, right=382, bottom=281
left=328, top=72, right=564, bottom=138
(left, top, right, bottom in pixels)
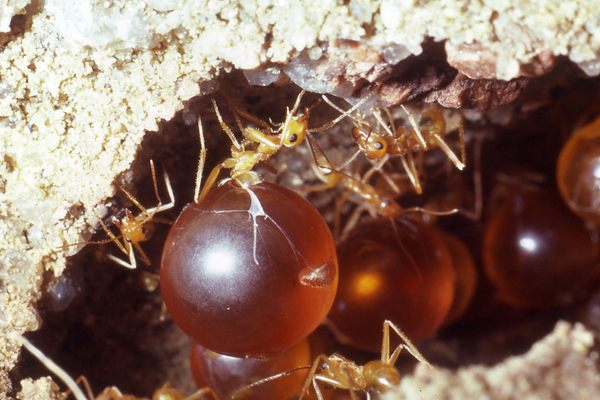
left=298, top=320, right=432, bottom=400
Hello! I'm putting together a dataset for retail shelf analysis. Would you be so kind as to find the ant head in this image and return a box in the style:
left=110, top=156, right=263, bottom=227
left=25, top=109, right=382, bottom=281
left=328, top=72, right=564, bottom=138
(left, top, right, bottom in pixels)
left=366, top=132, right=388, bottom=160
left=281, top=111, right=308, bottom=148
left=379, top=198, right=401, bottom=218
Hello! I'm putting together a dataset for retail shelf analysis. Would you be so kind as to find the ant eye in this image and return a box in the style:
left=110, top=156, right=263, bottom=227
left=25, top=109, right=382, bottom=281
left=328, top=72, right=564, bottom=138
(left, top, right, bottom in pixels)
left=374, top=141, right=384, bottom=150
left=289, top=133, right=298, bottom=143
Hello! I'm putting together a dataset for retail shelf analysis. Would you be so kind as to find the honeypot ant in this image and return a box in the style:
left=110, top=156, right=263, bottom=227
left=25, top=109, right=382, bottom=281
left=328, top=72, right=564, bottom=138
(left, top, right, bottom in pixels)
left=305, top=135, right=458, bottom=236
left=298, top=320, right=432, bottom=400
left=67, top=160, right=174, bottom=270
left=16, top=335, right=217, bottom=400
left=194, top=90, right=364, bottom=202
left=322, top=96, right=466, bottom=194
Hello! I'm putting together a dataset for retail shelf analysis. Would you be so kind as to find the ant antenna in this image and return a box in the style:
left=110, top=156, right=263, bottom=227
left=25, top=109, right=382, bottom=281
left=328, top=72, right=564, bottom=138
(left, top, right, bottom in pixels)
left=229, top=366, right=310, bottom=400
left=15, top=335, right=87, bottom=400
left=401, top=105, right=427, bottom=149
left=308, top=94, right=371, bottom=133
left=194, top=116, right=207, bottom=202
left=211, top=98, right=243, bottom=151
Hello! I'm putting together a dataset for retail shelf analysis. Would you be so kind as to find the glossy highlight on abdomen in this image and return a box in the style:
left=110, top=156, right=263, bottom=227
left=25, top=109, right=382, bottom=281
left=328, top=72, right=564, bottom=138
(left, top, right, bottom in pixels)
left=161, top=181, right=338, bottom=356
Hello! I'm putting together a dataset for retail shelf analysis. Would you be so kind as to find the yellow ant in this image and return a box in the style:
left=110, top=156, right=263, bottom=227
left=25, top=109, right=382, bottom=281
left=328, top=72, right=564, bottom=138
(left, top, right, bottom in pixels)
left=193, top=90, right=365, bottom=203
left=304, top=135, right=458, bottom=236
left=298, top=320, right=432, bottom=400
left=67, top=160, right=174, bottom=270
left=15, top=334, right=218, bottom=400
left=322, top=96, right=466, bottom=195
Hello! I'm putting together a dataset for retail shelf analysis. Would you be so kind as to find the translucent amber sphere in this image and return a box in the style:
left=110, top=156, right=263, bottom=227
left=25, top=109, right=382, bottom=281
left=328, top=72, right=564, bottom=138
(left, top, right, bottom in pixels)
left=328, top=218, right=455, bottom=352
left=557, top=116, right=600, bottom=222
left=483, top=190, right=598, bottom=308
left=190, top=339, right=310, bottom=400
left=161, top=181, right=338, bottom=356
left=439, top=231, right=478, bottom=324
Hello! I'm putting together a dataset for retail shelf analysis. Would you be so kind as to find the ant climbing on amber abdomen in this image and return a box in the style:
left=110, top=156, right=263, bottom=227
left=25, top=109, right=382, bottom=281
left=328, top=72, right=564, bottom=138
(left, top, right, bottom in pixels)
left=160, top=89, right=367, bottom=356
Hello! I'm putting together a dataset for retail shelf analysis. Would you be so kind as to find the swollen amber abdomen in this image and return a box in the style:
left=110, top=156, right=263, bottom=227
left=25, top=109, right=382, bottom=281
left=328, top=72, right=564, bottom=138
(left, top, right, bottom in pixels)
left=557, top=116, right=600, bottom=223
left=483, top=190, right=598, bottom=308
left=190, top=339, right=310, bottom=399
left=328, top=217, right=455, bottom=352
left=161, top=181, right=338, bottom=356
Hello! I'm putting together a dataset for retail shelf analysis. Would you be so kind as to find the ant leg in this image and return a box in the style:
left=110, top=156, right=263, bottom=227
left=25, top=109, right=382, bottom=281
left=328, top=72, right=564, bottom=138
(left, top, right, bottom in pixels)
left=185, top=386, right=221, bottom=400
left=289, top=89, right=306, bottom=116
left=149, top=159, right=162, bottom=205
left=107, top=240, right=138, bottom=270
left=372, top=108, right=394, bottom=138
left=342, top=204, right=368, bottom=237
left=118, top=185, right=149, bottom=215
left=402, top=206, right=458, bottom=217
left=459, top=117, right=467, bottom=167
left=432, top=133, right=465, bottom=170
left=198, top=162, right=227, bottom=203
left=132, top=242, right=151, bottom=266
left=74, top=376, right=94, bottom=399
left=400, top=154, right=422, bottom=194
left=194, top=116, right=208, bottom=203
left=334, top=189, right=352, bottom=239
left=229, top=103, right=272, bottom=131
left=401, top=105, right=427, bottom=149
left=16, top=336, right=88, bottom=400
left=337, top=149, right=362, bottom=170
left=58, top=236, right=122, bottom=252
left=147, top=162, right=175, bottom=214
left=230, top=366, right=310, bottom=400
left=308, top=94, right=370, bottom=133
left=151, top=216, right=173, bottom=225
left=194, top=118, right=235, bottom=203
left=299, top=355, right=328, bottom=400
left=212, top=98, right=243, bottom=151
left=383, top=320, right=432, bottom=368
left=98, top=219, right=128, bottom=256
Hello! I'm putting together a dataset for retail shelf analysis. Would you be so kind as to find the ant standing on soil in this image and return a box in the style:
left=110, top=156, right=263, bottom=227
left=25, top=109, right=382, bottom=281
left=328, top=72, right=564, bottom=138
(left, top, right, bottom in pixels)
left=66, top=160, right=175, bottom=271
